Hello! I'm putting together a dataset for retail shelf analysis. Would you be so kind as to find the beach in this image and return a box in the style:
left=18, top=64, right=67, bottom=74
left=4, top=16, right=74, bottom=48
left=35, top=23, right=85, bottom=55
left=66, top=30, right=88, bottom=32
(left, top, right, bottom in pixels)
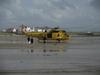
left=0, top=34, right=100, bottom=75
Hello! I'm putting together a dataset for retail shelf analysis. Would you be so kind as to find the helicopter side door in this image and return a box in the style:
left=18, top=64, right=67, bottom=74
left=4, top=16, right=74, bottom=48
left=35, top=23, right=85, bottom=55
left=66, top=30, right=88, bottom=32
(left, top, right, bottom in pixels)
left=47, top=32, right=52, bottom=38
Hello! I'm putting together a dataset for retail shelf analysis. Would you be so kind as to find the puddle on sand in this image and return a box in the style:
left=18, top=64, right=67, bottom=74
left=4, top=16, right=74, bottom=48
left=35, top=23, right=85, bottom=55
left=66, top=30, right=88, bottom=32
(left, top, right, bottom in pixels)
left=0, top=43, right=68, bottom=56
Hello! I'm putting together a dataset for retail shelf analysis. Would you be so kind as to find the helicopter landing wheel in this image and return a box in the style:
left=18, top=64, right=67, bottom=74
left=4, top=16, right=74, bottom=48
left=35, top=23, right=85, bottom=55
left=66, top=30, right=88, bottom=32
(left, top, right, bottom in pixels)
left=43, top=37, right=46, bottom=43
left=57, top=39, right=61, bottom=43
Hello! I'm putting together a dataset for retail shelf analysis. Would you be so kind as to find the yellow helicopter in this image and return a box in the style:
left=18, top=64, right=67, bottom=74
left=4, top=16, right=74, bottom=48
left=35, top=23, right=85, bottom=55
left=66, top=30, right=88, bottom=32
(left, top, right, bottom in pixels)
left=24, top=27, right=70, bottom=44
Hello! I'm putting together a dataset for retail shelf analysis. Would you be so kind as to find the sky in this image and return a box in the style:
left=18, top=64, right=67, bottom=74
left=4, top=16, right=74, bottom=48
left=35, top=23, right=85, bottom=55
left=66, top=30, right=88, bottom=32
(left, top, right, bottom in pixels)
left=0, top=0, right=100, bottom=31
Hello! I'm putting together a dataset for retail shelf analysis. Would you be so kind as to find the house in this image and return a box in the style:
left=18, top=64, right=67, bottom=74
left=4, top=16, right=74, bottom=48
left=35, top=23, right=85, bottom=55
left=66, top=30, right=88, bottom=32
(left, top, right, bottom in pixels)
left=6, top=28, right=17, bottom=33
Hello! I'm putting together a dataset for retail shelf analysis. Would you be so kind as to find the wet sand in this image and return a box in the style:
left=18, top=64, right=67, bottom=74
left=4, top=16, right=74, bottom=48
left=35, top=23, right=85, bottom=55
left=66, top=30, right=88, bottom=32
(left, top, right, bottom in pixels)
left=0, top=35, right=100, bottom=75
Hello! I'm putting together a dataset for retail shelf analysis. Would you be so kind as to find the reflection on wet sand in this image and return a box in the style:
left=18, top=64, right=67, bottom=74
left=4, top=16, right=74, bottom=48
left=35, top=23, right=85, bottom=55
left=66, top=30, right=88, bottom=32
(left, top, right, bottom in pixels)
left=26, top=43, right=67, bottom=56
left=0, top=35, right=100, bottom=75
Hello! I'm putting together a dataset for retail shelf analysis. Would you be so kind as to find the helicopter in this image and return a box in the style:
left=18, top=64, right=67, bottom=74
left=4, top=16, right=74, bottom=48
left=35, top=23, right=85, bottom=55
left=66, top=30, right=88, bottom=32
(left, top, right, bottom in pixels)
left=24, top=27, right=70, bottom=44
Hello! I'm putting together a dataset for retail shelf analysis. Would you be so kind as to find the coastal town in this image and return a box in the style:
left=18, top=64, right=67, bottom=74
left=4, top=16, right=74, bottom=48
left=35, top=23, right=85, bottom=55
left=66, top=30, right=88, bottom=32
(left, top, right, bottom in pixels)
left=2, top=24, right=52, bottom=34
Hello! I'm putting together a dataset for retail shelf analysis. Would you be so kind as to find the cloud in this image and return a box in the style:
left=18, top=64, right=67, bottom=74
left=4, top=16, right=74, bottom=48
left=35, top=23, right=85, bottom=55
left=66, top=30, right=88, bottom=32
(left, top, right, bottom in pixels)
left=31, top=0, right=77, bottom=24
left=91, top=0, right=100, bottom=10
left=0, top=0, right=33, bottom=25
left=0, top=0, right=76, bottom=22
left=0, top=0, right=21, bottom=19
left=50, top=0, right=76, bottom=9
left=0, top=0, right=100, bottom=31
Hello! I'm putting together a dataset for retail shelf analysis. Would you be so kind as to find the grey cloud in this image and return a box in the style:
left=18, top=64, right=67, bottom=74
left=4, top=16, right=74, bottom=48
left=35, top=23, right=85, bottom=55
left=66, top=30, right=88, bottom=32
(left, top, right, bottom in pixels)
left=0, top=0, right=100, bottom=31
left=31, top=0, right=77, bottom=22
left=0, top=0, right=20, bottom=17
left=0, top=0, right=19, bottom=8
left=0, top=0, right=12, bottom=5
left=50, top=0, right=75, bottom=9
left=0, top=0, right=76, bottom=21
left=91, top=0, right=100, bottom=10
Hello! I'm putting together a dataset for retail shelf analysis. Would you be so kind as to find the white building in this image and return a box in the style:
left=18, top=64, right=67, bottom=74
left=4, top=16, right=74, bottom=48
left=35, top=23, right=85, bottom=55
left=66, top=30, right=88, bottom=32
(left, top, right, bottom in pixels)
left=12, top=28, right=17, bottom=33
left=26, top=27, right=31, bottom=32
left=30, top=27, right=35, bottom=32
